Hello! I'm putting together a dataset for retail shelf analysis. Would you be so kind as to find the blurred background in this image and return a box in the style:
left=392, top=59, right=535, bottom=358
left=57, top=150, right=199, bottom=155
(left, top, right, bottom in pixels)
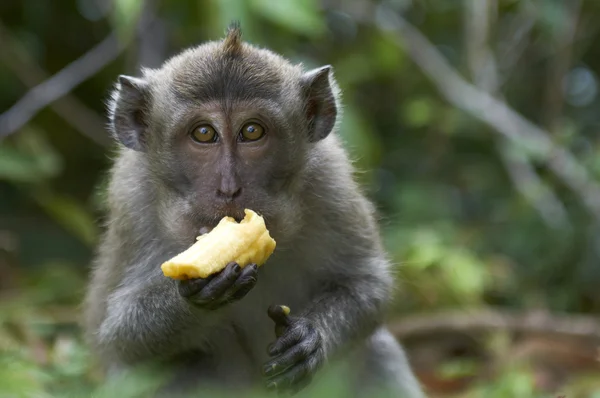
left=1, top=0, right=600, bottom=397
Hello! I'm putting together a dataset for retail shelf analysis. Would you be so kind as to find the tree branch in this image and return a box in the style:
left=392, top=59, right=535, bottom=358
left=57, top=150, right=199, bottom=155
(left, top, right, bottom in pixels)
left=462, top=0, right=569, bottom=229
left=0, top=23, right=111, bottom=146
left=389, top=309, right=600, bottom=341
left=542, top=0, right=582, bottom=134
left=496, top=6, right=535, bottom=86
left=498, top=142, right=569, bottom=229
left=0, top=32, right=125, bottom=140
left=374, top=6, right=600, bottom=220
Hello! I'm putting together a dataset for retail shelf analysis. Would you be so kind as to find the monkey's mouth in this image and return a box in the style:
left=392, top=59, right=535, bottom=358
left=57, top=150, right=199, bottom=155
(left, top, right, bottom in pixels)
left=195, top=210, right=244, bottom=237
left=193, top=200, right=255, bottom=231
left=231, top=213, right=245, bottom=223
left=215, top=204, right=246, bottom=223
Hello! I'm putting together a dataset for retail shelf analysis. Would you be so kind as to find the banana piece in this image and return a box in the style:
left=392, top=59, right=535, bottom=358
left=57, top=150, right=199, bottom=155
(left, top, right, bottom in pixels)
left=161, top=209, right=276, bottom=280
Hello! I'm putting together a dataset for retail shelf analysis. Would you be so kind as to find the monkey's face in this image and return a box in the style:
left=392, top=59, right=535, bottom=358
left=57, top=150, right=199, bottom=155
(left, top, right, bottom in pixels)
left=109, top=32, right=337, bottom=241
left=154, top=95, right=303, bottom=232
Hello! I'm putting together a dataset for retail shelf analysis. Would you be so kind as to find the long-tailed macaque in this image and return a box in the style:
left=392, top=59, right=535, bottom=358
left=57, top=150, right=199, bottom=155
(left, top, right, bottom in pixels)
left=84, top=23, right=425, bottom=398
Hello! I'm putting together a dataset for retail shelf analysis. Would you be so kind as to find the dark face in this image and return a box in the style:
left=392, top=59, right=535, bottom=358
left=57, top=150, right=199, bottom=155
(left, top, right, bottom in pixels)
left=178, top=99, right=277, bottom=221
left=110, top=35, right=337, bottom=242
left=141, top=51, right=307, bottom=241
left=155, top=96, right=301, bottom=231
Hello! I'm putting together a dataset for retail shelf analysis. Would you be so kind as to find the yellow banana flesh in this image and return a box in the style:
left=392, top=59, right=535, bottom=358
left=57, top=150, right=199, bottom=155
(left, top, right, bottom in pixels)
left=161, top=209, right=276, bottom=280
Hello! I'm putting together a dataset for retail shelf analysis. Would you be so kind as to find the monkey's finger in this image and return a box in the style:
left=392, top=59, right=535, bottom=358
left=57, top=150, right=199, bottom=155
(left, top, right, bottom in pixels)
left=267, top=326, right=304, bottom=357
left=213, top=263, right=258, bottom=307
left=268, top=305, right=292, bottom=338
left=177, top=277, right=212, bottom=298
left=267, top=304, right=292, bottom=328
left=195, top=262, right=241, bottom=303
left=265, top=357, right=317, bottom=393
left=262, top=339, right=318, bottom=377
left=229, top=263, right=258, bottom=300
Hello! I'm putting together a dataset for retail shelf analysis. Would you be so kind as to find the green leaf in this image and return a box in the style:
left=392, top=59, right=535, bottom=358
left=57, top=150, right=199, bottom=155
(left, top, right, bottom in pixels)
left=374, top=32, right=405, bottom=74
left=335, top=53, right=374, bottom=86
left=0, top=353, right=52, bottom=398
left=338, top=105, right=382, bottom=170
left=438, top=358, right=479, bottom=378
left=31, top=190, right=98, bottom=247
left=408, top=229, right=445, bottom=268
left=445, top=248, right=488, bottom=301
left=249, top=0, right=325, bottom=38
left=0, top=146, right=46, bottom=182
left=403, top=97, right=434, bottom=128
left=212, top=0, right=256, bottom=41
left=110, top=0, right=144, bottom=42
left=0, top=128, right=62, bottom=183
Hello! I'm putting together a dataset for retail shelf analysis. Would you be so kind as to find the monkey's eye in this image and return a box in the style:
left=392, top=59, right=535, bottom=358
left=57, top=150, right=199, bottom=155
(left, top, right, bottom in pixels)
left=240, top=122, right=265, bottom=142
left=191, top=125, right=217, bottom=143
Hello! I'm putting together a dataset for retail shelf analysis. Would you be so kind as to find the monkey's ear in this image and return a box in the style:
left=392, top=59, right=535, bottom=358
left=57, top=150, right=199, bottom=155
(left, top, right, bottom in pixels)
left=109, top=75, right=150, bottom=151
left=301, top=66, right=338, bottom=142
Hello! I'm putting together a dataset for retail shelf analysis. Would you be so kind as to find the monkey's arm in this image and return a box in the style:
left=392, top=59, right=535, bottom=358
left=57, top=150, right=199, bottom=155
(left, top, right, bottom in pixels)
left=263, top=257, right=390, bottom=392
left=94, top=260, right=258, bottom=364
left=95, top=271, right=200, bottom=363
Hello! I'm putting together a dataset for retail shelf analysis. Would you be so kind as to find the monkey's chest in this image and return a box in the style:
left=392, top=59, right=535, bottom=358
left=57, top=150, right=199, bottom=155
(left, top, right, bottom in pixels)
left=222, top=259, right=313, bottom=372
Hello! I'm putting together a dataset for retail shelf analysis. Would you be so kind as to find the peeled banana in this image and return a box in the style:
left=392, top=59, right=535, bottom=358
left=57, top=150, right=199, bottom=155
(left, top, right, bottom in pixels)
left=161, top=209, right=276, bottom=280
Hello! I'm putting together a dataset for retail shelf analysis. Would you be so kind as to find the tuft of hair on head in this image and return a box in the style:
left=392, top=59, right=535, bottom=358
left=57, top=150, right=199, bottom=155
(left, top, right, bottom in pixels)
left=222, top=21, right=243, bottom=56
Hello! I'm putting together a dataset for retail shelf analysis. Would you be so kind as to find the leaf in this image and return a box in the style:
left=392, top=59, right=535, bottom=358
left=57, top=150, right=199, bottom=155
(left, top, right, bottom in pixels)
left=212, top=0, right=255, bottom=40
left=403, top=97, right=434, bottom=128
left=408, top=229, right=445, bottom=268
left=110, top=0, right=144, bottom=42
left=52, top=336, right=90, bottom=377
left=0, top=146, right=46, bottom=183
left=335, top=53, right=374, bottom=86
left=0, top=353, right=52, bottom=398
left=249, top=0, right=325, bottom=38
left=338, top=105, right=382, bottom=170
left=15, top=126, right=63, bottom=175
left=31, top=190, right=98, bottom=247
left=24, top=261, right=86, bottom=305
left=445, top=248, right=489, bottom=301
left=0, top=128, right=62, bottom=183
left=374, top=32, right=405, bottom=74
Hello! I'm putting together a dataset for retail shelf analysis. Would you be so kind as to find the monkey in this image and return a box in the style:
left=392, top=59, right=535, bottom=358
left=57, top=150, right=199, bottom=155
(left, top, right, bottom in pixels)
left=83, top=23, right=425, bottom=398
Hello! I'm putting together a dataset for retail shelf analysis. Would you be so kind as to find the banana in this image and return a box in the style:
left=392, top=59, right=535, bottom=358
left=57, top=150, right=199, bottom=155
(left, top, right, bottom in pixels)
left=161, top=209, right=276, bottom=280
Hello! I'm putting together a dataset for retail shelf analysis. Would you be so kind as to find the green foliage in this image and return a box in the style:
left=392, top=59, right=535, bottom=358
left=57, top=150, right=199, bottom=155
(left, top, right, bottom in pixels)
left=31, top=190, right=98, bottom=247
left=469, top=367, right=539, bottom=398
left=403, top=97, right=434, bottom=128
left=249, top=0, right=325, bottom=38
left=110, top=0, right=144, bottom=42
left=0, top=128, right=62, bottom=183
left=2, top=0, right=600, bottom=396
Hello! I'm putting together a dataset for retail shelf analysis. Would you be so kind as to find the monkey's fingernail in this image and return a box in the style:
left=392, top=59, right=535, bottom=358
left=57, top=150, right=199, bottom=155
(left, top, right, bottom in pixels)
left=266, top=382, right=277, bottom=391
left=280, top=305, right=290, bottom=316
left=233, top=263, right=241, bottom=273
left=267, top=344, right=277, bottom=356
left=263, top=363, right=276, bottom=375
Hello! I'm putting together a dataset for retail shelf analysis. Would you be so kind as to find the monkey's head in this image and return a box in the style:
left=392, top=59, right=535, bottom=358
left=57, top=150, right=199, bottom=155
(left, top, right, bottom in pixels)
left=108, top=23, right=340, bottom=242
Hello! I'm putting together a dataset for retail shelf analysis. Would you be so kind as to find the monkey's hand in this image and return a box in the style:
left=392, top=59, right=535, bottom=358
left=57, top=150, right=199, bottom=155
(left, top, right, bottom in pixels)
left=175, top=226, right=258, bottom=310
left=177, top=261, right=258, bottom=310
left=263, top=305, right=325, bottom=394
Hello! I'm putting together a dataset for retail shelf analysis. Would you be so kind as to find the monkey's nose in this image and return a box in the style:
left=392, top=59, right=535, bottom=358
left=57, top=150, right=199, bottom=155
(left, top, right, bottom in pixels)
left=217, top=187, right=242, bottom=201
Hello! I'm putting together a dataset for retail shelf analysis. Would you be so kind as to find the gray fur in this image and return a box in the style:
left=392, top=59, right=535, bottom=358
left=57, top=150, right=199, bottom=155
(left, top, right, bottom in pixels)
left=84, top=24, right=425, bottom=397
